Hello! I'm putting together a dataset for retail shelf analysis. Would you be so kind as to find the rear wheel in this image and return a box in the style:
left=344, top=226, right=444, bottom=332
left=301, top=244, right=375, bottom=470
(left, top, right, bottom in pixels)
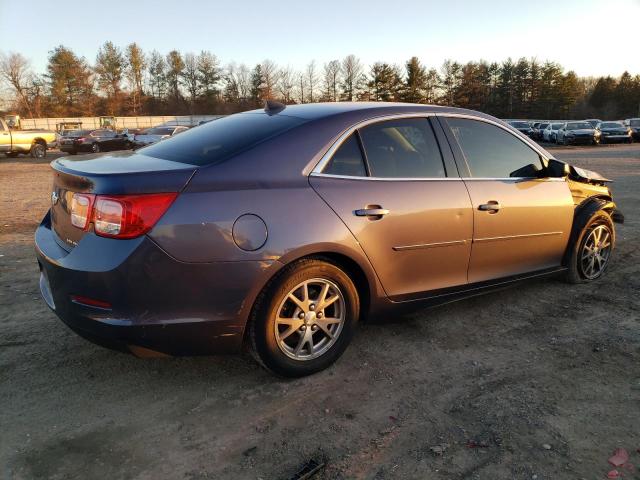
left=565, top=211, right=614, bottom=283
left=5, top=152, right=19, bottom=158
left=30, top=143, right=46, bottom=158
left=92, top=143, right=100, bottom=153
left=249, top=258, right=359, bottom=377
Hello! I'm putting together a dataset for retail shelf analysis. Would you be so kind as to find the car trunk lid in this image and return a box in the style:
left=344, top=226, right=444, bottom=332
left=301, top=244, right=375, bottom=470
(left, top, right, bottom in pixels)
left=50, top=151, right=196, bottom=250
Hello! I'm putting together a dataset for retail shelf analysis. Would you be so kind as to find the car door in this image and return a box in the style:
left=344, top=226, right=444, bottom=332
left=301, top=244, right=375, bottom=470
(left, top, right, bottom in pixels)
left=310, top=116, right=473, bottom=300
left=439, top=115, right=574, bottom=284
left=0, top=120, right=11, bottom=152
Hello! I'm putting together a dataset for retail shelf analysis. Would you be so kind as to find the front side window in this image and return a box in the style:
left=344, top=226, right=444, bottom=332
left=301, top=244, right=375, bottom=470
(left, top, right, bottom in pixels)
left=358, top=118, right=446, bottom=178
left=446, top=118, right=542, bottom=178
left=323, top=134, right=367, bottom=177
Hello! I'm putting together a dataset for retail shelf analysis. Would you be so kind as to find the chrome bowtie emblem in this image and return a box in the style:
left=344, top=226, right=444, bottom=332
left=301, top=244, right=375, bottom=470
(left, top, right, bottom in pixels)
left=51, top=191, right=59, bottom=205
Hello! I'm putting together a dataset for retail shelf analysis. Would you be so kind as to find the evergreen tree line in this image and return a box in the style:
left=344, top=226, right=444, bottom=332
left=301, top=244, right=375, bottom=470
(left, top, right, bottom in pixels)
left=1, top=43, right=639, bottom=120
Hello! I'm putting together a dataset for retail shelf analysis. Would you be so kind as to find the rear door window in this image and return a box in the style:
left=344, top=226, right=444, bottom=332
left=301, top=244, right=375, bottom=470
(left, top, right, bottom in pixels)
left=324, top=134, right=367, bottom=177
left=446, top=118, right=542, bottom=178
left=358, top=118, right=446, bottom=178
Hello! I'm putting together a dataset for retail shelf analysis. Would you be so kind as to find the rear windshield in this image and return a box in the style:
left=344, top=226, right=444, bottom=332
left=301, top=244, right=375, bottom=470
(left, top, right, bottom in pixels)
left=146, top=127, right=176, bottom=135
left=509, top=121, right=530, bottom=128
left=630, top=119, right=640, bottom=127
left=141, top=113, right=307, bottom=166
left=539, top=123, right=549, bottom=129
left=65, top=130, right=90, bottom=137
left=552, top=123, right=562, bottom=130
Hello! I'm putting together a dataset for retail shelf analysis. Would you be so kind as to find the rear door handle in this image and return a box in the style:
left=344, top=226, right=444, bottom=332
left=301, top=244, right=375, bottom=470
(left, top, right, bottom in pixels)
left=478, top=201, right=501, bottom=213
left=354, top=207, right=390, bottom=218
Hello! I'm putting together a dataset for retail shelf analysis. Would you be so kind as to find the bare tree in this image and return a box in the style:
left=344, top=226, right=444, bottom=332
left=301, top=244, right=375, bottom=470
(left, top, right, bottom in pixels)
left=0, top=52, right=35, bottom=116
left=297, top=72, right=306, bottom=103
left=182, top=52, right=199, bottom=110
left=278, top=65, right=295, bottom=103
left=341, top=54, right=363, bottom=101
left=261, top=59, right=280, bottom=100
left=306, top=60, right=318, bottom=103
left=323, top=60, right=341, bottom=102
left=125, top=43, right=146, bottom=114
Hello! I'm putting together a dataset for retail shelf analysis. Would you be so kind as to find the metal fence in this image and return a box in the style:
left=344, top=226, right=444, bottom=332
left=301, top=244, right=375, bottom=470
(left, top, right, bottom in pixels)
left=19, top=115, right=224, bottom=131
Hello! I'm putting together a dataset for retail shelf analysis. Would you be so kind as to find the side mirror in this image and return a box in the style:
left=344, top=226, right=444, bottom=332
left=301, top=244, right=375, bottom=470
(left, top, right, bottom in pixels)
left=546, top=159, right=570, bottom=178
left=510, top=163, right=543, bottom=178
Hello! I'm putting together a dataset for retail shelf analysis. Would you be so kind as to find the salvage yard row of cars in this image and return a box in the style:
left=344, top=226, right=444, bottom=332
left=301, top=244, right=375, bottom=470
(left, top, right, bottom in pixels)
left=1, top=119, right=191, bottom=158
left=507, top=118, right=640, bottom=146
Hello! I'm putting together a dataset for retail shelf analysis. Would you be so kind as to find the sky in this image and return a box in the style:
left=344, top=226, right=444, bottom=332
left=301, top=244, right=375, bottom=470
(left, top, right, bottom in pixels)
left=2, top=0, right=639, bottom=78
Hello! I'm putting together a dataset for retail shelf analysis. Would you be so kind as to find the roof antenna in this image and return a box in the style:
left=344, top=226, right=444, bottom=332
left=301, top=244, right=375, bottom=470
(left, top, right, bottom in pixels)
left=264, top=100, right=286, bottom=115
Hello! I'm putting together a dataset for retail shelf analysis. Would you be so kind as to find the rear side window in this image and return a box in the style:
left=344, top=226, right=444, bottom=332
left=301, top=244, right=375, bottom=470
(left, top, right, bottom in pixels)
left=324, top=134, right=367, bottom=177
left=141, top=113, right=306, bottom=166
left=446, top=118, right=542, bottom=178
left=359, top=118, right=446, bottom=178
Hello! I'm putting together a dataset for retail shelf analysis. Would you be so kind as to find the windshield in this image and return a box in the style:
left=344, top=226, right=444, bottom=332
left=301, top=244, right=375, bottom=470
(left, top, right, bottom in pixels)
left=509, top=121, right=530, bottom=128
left=552, top=123, right=562, bottom=130
left=141, top=112, right=307, bottom=166
left=630, top=119, right=640, bottom=127
left=601, top=122, right=624, bottom=128
left=566, top=122, right=592, bottom=130
left=146, top=127, right=176, bottom=135
left=539, top=123, right=549, bottom=129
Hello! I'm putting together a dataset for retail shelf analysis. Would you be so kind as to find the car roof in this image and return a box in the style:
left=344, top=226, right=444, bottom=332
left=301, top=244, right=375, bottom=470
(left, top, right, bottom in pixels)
left=239, top=102, right=496, bottom=122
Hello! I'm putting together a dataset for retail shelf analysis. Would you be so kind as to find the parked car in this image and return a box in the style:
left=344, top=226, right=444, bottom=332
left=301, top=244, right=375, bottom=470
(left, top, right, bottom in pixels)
left=507, top=120, right=533, bottom=137
left=0, top=118, right=57, bottom=158
left=585, top=119, right=602, bottom=128
left=132, top=125, right=189, bottom=149
left=626, top=118, right=640, bottom=141
left=597, top=121, right=633, bottom=144
left=556, top=121, right=600, bottom=145
left=35, top=102, right=624, bottom=377
left=533, top=122, right=550, bottom=140
left=59, top=129, right=132, bottom=155
left=543, top=122, right=563, bottom=142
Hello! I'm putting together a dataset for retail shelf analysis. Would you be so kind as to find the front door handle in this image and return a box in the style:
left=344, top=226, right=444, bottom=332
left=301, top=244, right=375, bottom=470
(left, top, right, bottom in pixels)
left=354, top=206, right=390, bottom=219
left=478, top=201, right=501, bottom=213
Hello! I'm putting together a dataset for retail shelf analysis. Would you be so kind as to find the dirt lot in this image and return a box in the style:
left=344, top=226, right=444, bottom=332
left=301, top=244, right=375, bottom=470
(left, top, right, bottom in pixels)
left=1, top=145, right=639, bottom=480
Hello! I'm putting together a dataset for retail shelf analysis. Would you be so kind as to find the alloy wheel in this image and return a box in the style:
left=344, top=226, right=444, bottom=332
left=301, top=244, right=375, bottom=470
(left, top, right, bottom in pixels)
left=31, top=144, right=45, bottom=158
left=580, top=225, right=612, bottom=279
left=274, top=278, right=346, bottom=361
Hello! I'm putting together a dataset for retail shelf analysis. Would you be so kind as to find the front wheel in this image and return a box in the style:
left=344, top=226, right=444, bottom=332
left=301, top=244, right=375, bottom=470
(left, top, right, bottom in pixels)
left=565, top=211, right=614, bottom=284
left=5, top=152, right=19, bottom=158
left=249, top=258, right=360, bottom=377
left=92, top=143, right=100, bottom=153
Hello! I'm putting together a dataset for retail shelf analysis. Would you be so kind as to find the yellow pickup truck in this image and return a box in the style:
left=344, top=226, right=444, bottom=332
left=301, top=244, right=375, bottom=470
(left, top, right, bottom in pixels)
left=0, top=118, right=58, bottom=158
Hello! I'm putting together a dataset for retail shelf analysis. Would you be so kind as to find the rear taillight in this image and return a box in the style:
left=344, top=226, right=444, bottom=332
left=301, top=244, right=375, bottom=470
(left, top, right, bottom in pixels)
left=70, top=192, right=177, bottom=239
left=76, top=137, right=86, bottom=143
left=70, top=193, right=95, bottom=229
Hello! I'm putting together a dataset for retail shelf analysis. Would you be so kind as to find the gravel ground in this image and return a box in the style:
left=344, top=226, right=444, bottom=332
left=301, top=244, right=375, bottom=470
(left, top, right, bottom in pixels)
left=1, top=145, right=639, bottom=480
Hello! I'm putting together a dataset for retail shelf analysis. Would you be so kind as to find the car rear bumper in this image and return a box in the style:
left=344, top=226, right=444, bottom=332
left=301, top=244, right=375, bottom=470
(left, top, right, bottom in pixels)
left=35, top=211, right=281, bottom=356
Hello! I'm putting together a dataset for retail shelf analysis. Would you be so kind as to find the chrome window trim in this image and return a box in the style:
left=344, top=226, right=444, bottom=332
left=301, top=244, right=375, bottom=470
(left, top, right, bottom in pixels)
left=310, top=111, right=565, bottom=183
left=311, top=112, right=438, bottom=175
left=310, top=172, right=461, bottom=181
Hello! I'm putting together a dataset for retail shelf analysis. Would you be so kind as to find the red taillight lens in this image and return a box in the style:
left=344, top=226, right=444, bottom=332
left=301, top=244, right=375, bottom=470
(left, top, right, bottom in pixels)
left=70, top=193, right=95, bottom=229
left=76, top=137, right=85, bottom=143
left=70, top=192, right=177, bottom=239
left=71, top=295, right=112, bottom=309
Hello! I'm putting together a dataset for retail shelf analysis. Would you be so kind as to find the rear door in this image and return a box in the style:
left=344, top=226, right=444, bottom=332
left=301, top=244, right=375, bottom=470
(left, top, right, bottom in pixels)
left=310, top=116, right=473, bottom=300
left=439, top=116, right=574, bottom=283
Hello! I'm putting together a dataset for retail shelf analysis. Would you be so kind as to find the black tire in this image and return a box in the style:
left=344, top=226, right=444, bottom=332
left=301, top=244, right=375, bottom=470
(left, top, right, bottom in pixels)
left=30, top=143, right=46, bottom=158
left=565, top=210, right=614, bottom=284
left=249, top=258, right=360, bottom=377
left=5, top=152, right=19, bottom=158
left=563, top=136, right=569, bottom=146
left=92, top=143, right=100, bottom=153
left=601, top=137, right=606, bottom=145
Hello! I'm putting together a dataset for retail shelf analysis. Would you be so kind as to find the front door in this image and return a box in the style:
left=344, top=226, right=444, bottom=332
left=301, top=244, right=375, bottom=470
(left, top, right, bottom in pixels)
left=310, top=117, right=473, bottom=299
left=440, top=116, right=575, bottom=283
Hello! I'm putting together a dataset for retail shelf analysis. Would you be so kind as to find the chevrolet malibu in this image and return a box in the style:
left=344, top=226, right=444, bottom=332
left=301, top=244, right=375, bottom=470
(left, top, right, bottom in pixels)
left=36, top=102, right=624, bottom=377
